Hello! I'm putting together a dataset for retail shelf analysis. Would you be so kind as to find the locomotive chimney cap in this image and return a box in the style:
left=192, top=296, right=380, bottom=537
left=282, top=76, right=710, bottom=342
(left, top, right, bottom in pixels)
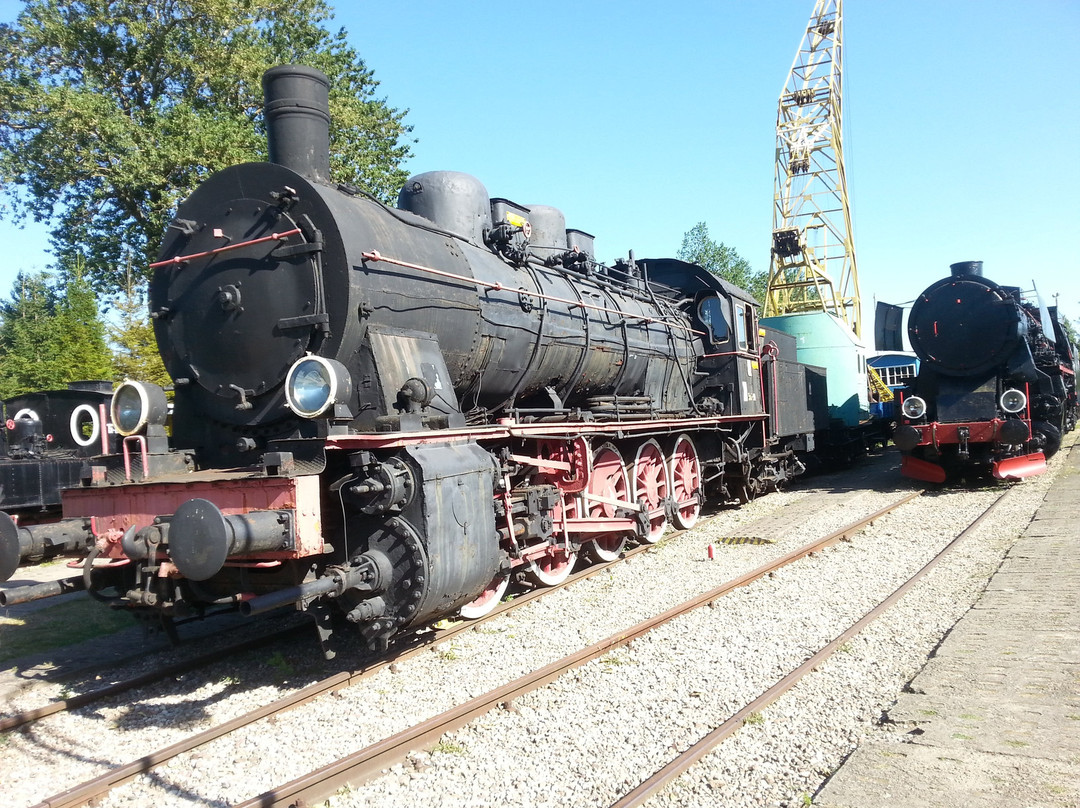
left=262, top=65, right=331, bottom=183
left=949, top=261, right=983, bottom=277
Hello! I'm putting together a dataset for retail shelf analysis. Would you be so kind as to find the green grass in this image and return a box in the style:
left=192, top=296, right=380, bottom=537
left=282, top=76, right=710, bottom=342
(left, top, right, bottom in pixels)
left=433, top=739, right=466, bottom=755
left=0, top=599, right=134, bottom=664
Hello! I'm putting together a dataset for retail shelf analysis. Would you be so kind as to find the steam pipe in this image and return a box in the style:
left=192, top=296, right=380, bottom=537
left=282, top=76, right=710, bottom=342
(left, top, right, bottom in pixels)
left=240, top=551, right=391, bottom=617
left=0, top=576, right=85, bottom=607
left=240, top=575, right=340, bottom=617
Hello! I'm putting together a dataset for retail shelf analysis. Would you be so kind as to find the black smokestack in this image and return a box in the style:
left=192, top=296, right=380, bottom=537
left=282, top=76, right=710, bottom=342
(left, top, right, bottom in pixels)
left=949, top=261, right=983, bottom=277
left=262, top=65, right=331, bottom=183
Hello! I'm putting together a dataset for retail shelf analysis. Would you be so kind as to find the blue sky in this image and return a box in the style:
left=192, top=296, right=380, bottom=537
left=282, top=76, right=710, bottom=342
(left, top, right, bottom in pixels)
left=0, top=0, right=1077, bottom=339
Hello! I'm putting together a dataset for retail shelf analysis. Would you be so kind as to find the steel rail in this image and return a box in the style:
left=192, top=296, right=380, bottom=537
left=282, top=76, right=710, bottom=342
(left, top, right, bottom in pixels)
left=23, top=520, right=699, bottom=808
left=611, top=490, right=1007, bottom=808
left=234, top=492, right=921, bottom=808
left=0, top=621, right=312, bottom=734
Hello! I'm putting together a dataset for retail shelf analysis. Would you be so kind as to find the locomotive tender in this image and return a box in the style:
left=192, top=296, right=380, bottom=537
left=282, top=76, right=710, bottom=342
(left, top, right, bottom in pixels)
left=0, top=383, right=115, bottom=582
left=0, top=66, right=830, bottom=652
left=894, top=261, right=1078, bottom=482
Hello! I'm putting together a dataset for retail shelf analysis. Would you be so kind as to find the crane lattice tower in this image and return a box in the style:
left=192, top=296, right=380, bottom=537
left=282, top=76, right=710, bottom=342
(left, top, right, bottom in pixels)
left=765, top=0, right=861, bottom=338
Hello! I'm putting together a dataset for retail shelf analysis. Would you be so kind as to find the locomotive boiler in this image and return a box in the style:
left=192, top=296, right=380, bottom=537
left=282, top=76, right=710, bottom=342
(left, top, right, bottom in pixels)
left=0, top=66, right=820, bottom=651
left=893, top=261, right=1078, bottom=482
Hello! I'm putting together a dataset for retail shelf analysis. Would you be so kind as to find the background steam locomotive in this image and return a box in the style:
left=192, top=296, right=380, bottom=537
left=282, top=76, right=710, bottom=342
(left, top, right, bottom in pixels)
left=893, top=261, right=1078, bottom=482
left=0, top=383, right=115, bottom=581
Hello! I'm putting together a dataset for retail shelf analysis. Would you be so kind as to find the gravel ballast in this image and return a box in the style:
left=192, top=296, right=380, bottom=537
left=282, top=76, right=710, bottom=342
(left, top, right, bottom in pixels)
left=0, top=443, right=1068, bottom=808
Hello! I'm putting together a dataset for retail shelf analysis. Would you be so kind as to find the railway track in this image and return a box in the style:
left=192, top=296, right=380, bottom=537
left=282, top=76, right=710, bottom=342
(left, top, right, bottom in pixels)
left=236, top=493, right=923, bottom=808
left=9, top=441, right=1060, bottom=808
left=1, top=455, right=890, bottom=733
left=0, top=528, right=670, bottom=736
left=28, top=490, right=921, bottom=808
left=612, top=490, right=1008, bottom=808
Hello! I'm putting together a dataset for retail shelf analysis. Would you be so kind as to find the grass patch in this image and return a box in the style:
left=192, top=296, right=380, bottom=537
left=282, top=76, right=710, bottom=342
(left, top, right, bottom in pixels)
left=433, top=739, right=466, bottom=755
left=0, top=599, right=134, bottom=664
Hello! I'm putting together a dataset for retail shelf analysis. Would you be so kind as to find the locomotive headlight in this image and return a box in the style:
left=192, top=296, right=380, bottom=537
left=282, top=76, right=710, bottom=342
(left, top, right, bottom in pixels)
left=1000, top=388, right=1027, bottom=414
left=111, top=381, right=169, bottom=437
left=901, top=396, right=927, bottom=420
left=285, top=356, right=352, bottom=419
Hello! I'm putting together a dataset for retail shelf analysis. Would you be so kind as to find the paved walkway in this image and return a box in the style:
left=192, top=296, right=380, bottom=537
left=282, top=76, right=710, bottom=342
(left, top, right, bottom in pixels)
left=816, top=446, right=1080, bottom=807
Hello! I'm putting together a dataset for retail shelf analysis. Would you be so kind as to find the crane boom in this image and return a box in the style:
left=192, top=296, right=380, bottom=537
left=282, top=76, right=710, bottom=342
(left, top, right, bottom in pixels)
left=765, top=0, right=861, bottom=338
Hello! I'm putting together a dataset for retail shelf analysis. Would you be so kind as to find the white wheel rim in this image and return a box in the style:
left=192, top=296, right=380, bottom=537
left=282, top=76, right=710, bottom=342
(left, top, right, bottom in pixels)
left=632, top=439, right=670, bottom=543
left=459, top=573, right=510, bottom=619
left=669, top=434, right=701, bottom=530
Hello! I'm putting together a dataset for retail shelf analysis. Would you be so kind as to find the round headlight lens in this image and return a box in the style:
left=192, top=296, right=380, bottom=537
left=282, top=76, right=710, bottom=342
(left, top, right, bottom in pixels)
left=111, top=381, right=169, bottom=437
left=1000, top=388, right=1027, bottom=414
left=901, top=396, right=927, bottom=420
left=285, top=356, right=351, bottom=418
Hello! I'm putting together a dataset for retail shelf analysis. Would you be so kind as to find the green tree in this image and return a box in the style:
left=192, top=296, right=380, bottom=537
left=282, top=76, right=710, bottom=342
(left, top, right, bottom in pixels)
left=0, top=273, right=60, bottom=398
left=110, top=268, right=170, bottom=387
left=0, top=266, right=112, bottom=398
left=677, top=222, right=768, bottom=304
left=1061, top=313, right=1078, bottom=346
left=54, top=262, right=114, bottom=383
left=0, top=0, right=413, bottom=294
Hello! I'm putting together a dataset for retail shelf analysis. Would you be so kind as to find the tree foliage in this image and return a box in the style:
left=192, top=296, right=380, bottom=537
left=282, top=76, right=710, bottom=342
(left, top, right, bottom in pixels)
left=109, top=269, right=170, bottom=388
left=0, top=0, right=414, bottom=293
left=677, top=222, right=767, bottom=304
left=0, top=266, right=113, bottom=398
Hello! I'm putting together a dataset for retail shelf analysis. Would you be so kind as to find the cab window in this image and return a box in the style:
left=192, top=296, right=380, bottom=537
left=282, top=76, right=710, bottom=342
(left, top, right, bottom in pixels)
left=697, top=296, right=729, bottom=345
left=735, top=303, right=757, bottom=352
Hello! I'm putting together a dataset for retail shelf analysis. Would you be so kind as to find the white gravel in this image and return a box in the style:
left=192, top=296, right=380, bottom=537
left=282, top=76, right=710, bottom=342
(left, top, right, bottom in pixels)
left=0, top=442, right=1068, bottom=808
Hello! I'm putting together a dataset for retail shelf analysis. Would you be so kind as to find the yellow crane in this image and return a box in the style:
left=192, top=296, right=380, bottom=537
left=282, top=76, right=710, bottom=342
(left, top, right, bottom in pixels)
left=765, top=0, right=861, bottom=339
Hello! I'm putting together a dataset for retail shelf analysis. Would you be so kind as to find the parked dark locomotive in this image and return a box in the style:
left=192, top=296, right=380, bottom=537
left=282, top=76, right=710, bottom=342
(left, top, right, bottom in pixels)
left=0, top=66, right=832, bottom=652
left=0, top=382, right=116, bottom=581
left=893, top=261, right=1078, bottom=482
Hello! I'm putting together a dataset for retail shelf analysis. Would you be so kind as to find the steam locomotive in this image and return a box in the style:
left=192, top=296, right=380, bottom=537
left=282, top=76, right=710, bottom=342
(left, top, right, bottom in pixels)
left=893, top=261, right=1078, bottom=482
left=0, top=383, right=116, bottom=581
left=0, top=66, right=841, bottom=653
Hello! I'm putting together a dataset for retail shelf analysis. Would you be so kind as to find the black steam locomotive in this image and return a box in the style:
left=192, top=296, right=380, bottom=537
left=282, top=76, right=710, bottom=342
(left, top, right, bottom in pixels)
left=893, top=261, right=1078, bottom=482
left=0, top=66, right=835, bottom=652
left=0, top=383, right=116, bottom=581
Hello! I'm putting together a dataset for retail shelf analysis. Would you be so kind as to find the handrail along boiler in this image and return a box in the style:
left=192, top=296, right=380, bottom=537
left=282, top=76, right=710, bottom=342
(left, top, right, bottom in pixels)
left=1, top=66, right=826, bottom=652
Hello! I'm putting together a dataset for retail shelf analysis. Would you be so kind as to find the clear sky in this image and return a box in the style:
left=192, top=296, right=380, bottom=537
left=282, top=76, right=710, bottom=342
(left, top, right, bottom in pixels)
left=0, top=0, right=1077, bottom=341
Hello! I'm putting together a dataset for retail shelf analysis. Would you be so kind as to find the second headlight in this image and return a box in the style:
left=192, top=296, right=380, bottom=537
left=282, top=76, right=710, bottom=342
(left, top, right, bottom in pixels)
left=901, top=395, right=927, bottom=420
left=285, top=356, right=352, bottom=419
left=112, top=381, right=169, bottom=436
left=1000, top=388, right=1027, bottom=414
